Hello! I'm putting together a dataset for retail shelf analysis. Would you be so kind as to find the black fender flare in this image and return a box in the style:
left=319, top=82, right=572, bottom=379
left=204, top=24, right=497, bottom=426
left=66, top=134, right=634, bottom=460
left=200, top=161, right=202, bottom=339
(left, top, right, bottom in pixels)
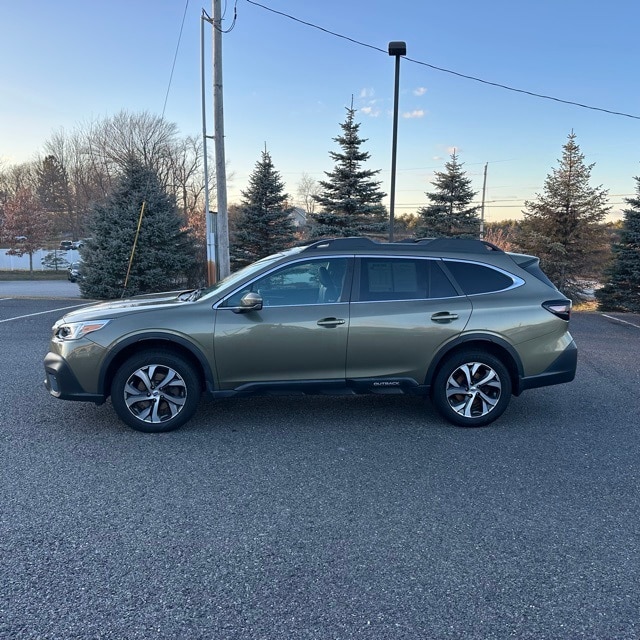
left=98, top=332, right=216, bottom=397
left=425, top=333, right=525, bottom=393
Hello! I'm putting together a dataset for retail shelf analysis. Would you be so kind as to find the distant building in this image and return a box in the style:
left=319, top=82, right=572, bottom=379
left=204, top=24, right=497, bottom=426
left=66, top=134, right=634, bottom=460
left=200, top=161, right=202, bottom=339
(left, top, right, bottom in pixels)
left=290, top=207, right=307, bottom=228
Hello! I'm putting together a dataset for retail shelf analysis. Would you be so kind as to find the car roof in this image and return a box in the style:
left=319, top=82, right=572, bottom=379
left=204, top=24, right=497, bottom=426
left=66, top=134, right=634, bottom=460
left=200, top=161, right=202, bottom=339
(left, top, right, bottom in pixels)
left=299, top=237, right=505, bottom=256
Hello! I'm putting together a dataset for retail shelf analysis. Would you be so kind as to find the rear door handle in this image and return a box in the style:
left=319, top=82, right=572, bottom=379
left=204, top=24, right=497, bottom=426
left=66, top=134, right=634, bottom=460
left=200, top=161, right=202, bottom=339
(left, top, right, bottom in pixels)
left=317, top=317, right=346, bottom=327
left=431, top=312, right=459, bottom=323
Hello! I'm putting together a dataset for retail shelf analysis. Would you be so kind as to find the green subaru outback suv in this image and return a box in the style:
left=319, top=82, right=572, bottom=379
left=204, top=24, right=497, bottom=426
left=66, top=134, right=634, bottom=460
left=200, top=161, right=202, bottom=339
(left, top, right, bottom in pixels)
left=44, top=237, right=577, bottom=433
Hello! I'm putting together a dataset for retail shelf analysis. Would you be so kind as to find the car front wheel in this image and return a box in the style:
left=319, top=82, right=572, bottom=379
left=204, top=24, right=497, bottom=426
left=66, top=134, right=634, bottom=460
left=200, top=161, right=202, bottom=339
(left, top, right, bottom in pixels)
left=432, top=351, right=512, bottom=427
left=111, top=350, right=201, bottom=433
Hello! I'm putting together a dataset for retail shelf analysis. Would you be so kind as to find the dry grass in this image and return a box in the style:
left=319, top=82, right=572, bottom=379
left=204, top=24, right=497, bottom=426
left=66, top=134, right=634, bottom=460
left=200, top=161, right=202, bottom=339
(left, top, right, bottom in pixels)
left=0, top=270, right=67, bottom=281
left=573, top=300, right=599, bottom=312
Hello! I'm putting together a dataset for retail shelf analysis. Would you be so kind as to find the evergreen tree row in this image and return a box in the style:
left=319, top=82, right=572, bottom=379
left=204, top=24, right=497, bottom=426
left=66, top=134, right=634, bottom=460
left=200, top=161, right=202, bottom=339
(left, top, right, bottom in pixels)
left=3, top=104, right=638, bottom=309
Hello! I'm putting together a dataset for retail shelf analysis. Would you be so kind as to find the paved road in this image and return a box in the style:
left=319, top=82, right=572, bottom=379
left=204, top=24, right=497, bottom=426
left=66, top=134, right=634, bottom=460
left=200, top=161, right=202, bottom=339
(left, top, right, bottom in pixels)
left=0, top=299, right=639, bottom=639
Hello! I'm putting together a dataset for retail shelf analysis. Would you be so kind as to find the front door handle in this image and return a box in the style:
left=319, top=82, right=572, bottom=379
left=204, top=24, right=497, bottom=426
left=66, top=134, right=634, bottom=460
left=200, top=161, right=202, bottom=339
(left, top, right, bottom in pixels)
left=317, top=317, right=346, bottom=327
left=431, top=312, right=459, bottom=323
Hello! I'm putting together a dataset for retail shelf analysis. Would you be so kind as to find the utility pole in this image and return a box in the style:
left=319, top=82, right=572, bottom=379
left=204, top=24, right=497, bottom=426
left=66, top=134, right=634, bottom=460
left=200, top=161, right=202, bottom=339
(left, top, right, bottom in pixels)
left=201, top=10, right=216, bottom=284
left=480, top=162, right=488, bottom=239
left=212, top=0, right=230, bottom=279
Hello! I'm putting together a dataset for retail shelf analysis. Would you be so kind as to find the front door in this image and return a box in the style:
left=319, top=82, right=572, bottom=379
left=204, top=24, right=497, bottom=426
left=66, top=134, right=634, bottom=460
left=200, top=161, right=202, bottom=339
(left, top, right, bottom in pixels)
left=213, top=258, right=352, bottom=389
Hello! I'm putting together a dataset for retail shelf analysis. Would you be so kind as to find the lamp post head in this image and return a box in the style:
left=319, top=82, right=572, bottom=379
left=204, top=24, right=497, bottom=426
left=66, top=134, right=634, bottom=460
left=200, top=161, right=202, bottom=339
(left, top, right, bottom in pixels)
left=388, top=41, right=406, bottom=57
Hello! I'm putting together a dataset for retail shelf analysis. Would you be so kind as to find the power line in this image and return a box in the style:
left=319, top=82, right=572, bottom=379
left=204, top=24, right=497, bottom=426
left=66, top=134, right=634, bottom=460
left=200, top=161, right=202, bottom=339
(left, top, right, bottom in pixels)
left=211, top=0, right=238, bottom=33
left=245, top=0, right=640, bottom=121
left=162, top=0, right=190, bottom=118
left=246, top=0, right=386, bottom=55
left=405, top=57, right=640, bottom=120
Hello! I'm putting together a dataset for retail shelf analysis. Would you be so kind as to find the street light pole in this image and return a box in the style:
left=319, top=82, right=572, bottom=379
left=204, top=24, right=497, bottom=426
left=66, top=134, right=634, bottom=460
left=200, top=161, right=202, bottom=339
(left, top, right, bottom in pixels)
left=388, top=41, right=406, bottom=243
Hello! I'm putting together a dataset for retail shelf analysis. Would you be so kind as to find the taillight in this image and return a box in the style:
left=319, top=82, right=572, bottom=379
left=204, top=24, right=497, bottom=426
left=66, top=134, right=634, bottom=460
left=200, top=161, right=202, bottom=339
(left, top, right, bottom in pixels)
left=542, top=300, right=572, bottom=321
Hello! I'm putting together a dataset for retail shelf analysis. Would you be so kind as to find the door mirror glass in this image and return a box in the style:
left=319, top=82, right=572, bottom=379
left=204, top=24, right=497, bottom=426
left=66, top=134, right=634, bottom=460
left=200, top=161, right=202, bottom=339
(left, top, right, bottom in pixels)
left=238, top=291, right=263, bottom=312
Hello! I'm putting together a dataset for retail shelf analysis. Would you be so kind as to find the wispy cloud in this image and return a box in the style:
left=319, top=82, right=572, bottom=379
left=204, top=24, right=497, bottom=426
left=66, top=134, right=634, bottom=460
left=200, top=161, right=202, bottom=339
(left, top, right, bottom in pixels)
left=402, top=109, right=425, bottom=119
left=413, top=87, right=427, bottom=96
left=361, top=106, right=381, bottom=117
left=357, top=88, right=382, bottom=116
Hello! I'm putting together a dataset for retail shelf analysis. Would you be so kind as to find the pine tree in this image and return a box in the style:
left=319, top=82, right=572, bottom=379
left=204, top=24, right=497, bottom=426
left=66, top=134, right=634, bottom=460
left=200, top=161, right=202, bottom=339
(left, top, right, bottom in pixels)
left=36, top=155, right=73, bottom=238
left=310, top=105, right=387, bottom=238
left=80, top=158, right=197, bottom=299
left=41, top=250, right=71, bottom=272
left=230, top=149, right=296, bottom=270
left=519, top=132, right=610, bottom=301
left=596, top=177, right=640, bottom=312
left=416, top=151, right=480, bottom=238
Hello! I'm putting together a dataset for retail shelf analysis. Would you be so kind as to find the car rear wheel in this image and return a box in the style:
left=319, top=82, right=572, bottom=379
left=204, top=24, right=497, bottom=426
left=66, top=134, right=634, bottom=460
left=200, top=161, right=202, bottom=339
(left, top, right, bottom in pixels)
left=111, top=350, right=201, bottom=433
left=432, top=351, right=512, bottom=427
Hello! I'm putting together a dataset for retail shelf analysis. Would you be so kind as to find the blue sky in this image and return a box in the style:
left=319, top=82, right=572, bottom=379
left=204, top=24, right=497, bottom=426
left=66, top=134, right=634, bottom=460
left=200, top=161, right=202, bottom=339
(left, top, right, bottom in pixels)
left=1, top=0, right=639, bottom=222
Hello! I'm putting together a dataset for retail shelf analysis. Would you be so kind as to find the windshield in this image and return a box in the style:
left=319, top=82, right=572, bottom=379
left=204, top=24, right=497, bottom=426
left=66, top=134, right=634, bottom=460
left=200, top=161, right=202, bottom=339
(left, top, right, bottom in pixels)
left=198, top=247, right=307, bottom=300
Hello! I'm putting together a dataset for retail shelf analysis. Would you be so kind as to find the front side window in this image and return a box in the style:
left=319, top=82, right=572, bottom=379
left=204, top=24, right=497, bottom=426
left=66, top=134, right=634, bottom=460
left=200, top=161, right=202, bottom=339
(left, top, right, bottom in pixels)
left=222, top=258, right=349, bottom=308
left=358, top=257, right=457, bottom=301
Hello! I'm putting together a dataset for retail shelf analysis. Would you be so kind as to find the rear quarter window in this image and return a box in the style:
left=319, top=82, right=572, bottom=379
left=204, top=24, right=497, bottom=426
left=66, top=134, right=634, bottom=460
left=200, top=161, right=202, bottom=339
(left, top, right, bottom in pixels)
left=443, top=260, right=515, bottom=295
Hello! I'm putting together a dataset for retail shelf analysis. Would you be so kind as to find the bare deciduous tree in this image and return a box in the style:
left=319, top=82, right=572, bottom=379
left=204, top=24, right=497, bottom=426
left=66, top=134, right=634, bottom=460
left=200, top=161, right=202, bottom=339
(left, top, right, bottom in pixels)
left=4, top=187, right=51, bottom=273
left=296, top=172, right=320, bottom=215
left=41, top=111, right=209, bottom=242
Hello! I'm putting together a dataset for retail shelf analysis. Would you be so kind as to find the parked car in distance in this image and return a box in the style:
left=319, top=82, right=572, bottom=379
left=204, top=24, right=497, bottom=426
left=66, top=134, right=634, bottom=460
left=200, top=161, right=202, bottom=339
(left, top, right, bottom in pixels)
left=59, top=240, right=73, bottom=251
left=67, top=261, right=82, bottom=283
left=44, top=237, right=577, bottom=433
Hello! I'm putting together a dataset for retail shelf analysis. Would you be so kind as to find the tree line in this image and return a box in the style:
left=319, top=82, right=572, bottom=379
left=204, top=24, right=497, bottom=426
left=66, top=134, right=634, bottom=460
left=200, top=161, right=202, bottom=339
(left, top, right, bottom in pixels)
left=1, top=107, right=638, bottom=311
left=228, top=108, right=639, bottom=312
left=0, top=111, right=208, bottom=283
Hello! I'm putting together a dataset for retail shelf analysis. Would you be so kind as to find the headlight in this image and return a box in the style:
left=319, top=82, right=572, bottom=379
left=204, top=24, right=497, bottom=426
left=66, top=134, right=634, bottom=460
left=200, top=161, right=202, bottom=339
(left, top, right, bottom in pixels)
left=53, top=319, right=111, bottom=341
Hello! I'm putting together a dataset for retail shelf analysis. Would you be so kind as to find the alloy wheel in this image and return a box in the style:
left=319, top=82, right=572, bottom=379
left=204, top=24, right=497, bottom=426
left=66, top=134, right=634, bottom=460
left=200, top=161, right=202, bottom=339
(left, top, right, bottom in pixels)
left=445, top=361, right=503, bottom=419
left=123, top=363, right=188, bottom=424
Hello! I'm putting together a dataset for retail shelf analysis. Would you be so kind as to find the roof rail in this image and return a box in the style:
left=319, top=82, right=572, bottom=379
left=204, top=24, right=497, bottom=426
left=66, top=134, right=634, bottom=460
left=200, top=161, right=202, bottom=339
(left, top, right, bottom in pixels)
left=302, top=237, right=379, bottom=251
left=413, top=237, right=503, bottom=253
left=302, top=236, right=503, bottom=254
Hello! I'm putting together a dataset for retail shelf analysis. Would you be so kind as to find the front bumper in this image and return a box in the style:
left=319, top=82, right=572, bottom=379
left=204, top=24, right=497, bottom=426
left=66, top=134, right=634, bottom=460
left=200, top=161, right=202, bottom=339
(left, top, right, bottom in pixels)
left=44, top=352, right=105, bottom=404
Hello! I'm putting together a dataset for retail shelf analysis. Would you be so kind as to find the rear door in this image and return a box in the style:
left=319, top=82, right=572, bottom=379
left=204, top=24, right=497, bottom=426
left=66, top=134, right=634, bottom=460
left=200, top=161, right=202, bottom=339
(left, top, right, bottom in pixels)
left=346, top=256, right=472, bottom=384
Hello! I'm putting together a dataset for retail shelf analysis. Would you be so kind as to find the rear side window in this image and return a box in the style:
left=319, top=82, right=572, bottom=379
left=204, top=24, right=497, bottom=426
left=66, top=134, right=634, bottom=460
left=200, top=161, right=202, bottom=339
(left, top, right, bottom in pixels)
left=359, top=258, right=457, bottom=301
left=443, top=260, right=514, bottom=295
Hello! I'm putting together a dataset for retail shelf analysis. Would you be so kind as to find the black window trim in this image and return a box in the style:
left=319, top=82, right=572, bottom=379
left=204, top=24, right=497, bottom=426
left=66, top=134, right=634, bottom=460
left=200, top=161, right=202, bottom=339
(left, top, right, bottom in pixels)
left=439, top=258, right=525, bottom=296
left=351, top=254, right=461, bottom=304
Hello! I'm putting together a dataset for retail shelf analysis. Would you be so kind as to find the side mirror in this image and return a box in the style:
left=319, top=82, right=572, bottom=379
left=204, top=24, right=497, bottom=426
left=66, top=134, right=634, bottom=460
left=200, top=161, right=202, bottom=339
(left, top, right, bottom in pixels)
left=231, top=291, right=263, bottom=313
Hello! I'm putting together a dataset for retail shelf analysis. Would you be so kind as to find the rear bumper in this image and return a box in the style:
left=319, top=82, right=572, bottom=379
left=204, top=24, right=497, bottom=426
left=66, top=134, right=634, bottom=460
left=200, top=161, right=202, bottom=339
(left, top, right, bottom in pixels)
left=44, top=352, right=105, bottom=404
left=517, top=339, right=577, bottom=394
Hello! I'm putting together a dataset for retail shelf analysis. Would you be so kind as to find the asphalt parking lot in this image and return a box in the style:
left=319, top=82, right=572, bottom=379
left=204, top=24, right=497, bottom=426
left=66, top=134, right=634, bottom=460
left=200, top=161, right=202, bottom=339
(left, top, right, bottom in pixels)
left=1, top=287, right=639, bottom=639
left=0, top=279, right=82, bottom=299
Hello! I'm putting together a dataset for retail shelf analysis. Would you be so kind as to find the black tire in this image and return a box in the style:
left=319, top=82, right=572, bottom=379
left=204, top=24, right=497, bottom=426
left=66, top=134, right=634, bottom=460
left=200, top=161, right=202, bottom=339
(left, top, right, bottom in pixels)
left=431, top=350, right=512, bottom=427
left=111, top=350, right=201, bottom=433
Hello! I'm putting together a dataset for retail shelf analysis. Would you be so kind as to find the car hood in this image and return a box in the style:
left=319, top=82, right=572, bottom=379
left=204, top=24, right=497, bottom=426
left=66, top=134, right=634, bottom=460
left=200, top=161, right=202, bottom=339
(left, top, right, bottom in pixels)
left=59, top=290, right=190, bottom=323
